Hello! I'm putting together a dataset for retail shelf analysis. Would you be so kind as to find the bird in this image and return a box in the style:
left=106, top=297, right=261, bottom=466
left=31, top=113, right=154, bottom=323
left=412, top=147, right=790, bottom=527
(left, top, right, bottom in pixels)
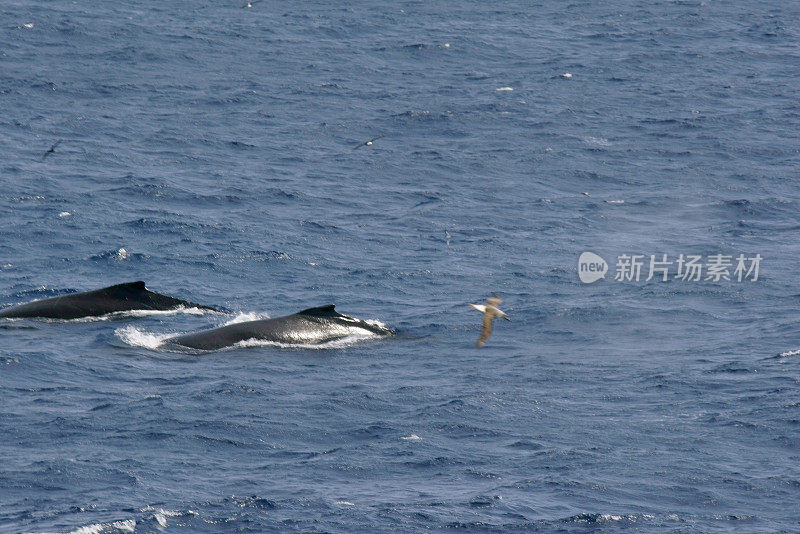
left=352, top=135, right=384, bottom=150
left=469, top=294, right=510, bottom=348
left=241, top=0, right=262, bottom=7
left=41, top=140, right=62, bottom=160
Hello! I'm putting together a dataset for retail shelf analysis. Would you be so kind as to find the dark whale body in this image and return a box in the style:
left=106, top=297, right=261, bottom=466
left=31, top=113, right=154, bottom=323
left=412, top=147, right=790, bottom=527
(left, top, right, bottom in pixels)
left=165, top=305, right=391, bottom=351
left=0, top=281, right=217, bottom=320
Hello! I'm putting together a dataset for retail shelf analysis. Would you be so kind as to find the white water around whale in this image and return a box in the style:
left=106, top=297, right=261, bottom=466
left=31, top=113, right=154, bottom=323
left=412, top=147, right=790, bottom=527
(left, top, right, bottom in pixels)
left=1, top=306, right=217, bottom=324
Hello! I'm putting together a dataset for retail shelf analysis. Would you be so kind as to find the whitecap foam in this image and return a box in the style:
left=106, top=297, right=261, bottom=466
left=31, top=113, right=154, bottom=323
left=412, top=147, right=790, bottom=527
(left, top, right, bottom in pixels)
left=68, top=525, right=104, bottom=534
left=584, top=136, right=611, bottom=147
left=138, top=506, right=195, bottom=529
left=140, top=506, right=195, bottom=526
left=401, top=434, right=422, bottom=441
left=334, top=501, right=355, bottom=506
left=779, top=349, right=800, bottom=357
left=61, top=519, right=135, bottom=534
left=495, top=86, right=513, bottom=91
left=111, top=520, right=136, bottom=532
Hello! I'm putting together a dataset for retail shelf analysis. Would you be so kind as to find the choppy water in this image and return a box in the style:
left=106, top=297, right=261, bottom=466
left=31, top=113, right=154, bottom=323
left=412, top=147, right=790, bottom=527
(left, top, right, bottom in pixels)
left=2, top=1, right=800, bottom=532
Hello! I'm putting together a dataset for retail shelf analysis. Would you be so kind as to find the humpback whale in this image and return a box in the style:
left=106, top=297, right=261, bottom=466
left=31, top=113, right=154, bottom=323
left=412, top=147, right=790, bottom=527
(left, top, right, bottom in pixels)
left=0, top=281, right=217, bottom=320
left=164, top=305, right=391, bottom=351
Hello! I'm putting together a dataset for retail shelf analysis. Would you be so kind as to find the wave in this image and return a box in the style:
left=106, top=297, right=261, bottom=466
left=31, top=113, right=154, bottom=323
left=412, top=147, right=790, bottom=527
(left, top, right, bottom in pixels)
left=37, top=507, right=195, bottom=534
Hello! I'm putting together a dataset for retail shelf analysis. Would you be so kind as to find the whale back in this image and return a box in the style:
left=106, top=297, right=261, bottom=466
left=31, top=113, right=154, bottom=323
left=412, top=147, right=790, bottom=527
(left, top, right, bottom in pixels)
left=93, top=281, right=147, bottom=298
left=296, top=304, right=340, bottom=317
left=0, top=281, right=216, bottom=319
left=165, top=305, right=392, bottom=351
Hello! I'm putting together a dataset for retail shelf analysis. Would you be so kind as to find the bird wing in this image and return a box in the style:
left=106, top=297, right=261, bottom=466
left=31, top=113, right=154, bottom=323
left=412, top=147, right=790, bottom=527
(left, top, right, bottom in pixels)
left=486, top=296, right=502, bottom=307
left=353, top=135, right=384, bottom=150
left=476, top=310, right=495, bottom=347
left=42, top=140, right=62, bottom=160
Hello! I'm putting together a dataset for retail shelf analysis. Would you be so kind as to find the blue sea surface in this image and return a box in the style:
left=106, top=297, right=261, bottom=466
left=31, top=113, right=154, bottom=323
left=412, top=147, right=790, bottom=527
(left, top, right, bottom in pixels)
left=2, top=0, right=800, bottom=532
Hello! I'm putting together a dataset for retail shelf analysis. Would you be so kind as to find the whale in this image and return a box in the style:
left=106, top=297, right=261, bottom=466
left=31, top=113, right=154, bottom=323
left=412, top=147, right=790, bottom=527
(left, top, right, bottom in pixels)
left=0, top=281, right=218, bottom=320
left=164, top=305, right=391, bottom=351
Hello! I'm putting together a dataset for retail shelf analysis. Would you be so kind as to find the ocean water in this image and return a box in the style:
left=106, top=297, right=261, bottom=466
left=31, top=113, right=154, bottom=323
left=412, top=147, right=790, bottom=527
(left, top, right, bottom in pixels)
left=2, top=0, right=799, bottom=532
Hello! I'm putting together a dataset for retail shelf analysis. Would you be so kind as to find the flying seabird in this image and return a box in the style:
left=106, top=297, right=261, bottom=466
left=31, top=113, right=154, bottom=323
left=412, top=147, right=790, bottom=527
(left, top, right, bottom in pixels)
left=352, top=135, right=384, bottom=150
left=41, top=140, right=62, bottom=160
left=469, top=294, right=510, bottom=348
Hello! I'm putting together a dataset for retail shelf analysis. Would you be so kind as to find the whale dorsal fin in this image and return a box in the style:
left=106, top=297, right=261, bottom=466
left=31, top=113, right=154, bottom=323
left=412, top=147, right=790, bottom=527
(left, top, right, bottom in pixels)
left=297, top=304, right=338, bottom=317
left=102, top=281, right=148, bottom=295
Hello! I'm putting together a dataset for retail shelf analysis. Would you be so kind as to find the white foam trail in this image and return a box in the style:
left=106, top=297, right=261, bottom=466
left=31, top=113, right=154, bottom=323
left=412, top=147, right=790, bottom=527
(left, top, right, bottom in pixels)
left=233, top=331, right=382, bottom=351
left=115, top=325, right=175, bottom=350
left=36, top=306, right=217, bottom=324
left=123, top=306, right=215, bottom=318
left=779, top=349, right=800, bottom=357
left=401, top=434, right=422, bottom=441
left=223, top=311, right=270, bottom=325
left=365, top=318, right=388, bottom=329
left=495, top=86, right=513, bottom=91
left=117, top=329, right=381, bottom=352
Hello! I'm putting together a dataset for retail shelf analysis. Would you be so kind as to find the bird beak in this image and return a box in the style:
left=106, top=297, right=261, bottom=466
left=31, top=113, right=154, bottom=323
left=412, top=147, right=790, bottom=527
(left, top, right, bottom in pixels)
left=503, top=316, right=511, bottom=321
